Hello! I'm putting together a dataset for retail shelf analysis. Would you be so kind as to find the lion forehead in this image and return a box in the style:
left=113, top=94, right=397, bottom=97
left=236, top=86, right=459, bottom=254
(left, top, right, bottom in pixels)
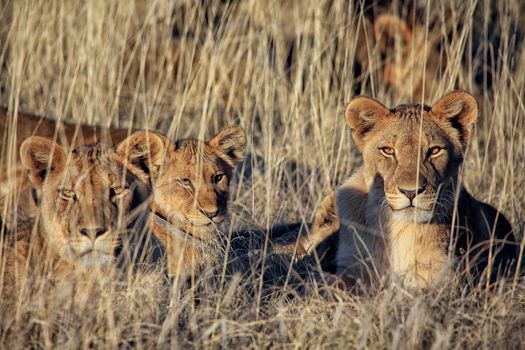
left=169, top=141, right=232, bottom=179
left=368, top=109, right=455, bottom=148
left=390, top=103, right=432, bottom=118
left=42, top=146, right=141, bottom=213
left=52, top=159, right=121, bottom=191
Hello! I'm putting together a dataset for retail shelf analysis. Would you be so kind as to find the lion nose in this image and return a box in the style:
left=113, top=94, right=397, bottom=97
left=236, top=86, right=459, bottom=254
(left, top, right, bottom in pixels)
left=201, top=209, right=219, bottom=219
left=79, top=227, right=108, bottom=240
left=398, top=186, right=426, bottom=201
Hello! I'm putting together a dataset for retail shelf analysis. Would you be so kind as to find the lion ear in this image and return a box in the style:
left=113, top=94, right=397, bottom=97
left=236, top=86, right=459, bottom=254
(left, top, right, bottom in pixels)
left=373, top=14, right=413, bottom=54
left=345, top=96, right=389, bottom=151
left=116, top=131, right=171, bottom=177
left=209, top=126, right=247, bottom=166
left=431, top=91, right=478, bottom=148
left=20, top=136, right=67, bottom=187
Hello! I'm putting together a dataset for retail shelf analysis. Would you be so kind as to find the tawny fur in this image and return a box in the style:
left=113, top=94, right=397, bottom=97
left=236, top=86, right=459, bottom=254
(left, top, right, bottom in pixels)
left=332, top=91, right=517, bottom=289
left=372, top=14, right=446, bottom=102
left=0, top=108, right=132, bottom=232
left=0, top=167, right=38, bottom=231
left=302, top=191, right=340, bottom=254
left=0, top=106, right=131, bottom=152
left=1, top=137, right=150, bottom=294
left=118, top=128, right=247, bottom=277
left=0, top=109, right=249, bottom=279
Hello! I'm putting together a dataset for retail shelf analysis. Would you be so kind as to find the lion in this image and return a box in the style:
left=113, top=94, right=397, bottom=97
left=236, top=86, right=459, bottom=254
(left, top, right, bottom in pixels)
left=304, top=91, right=518, bottom=289
left=371, top=14, right=446, bottom=102
left=116, top=127, right=247, bottom=277
left=0, top=108, right=249, bottom=279
left=0, top=107, right=133, bottom=231
left=0, top=106, right=131, bottom=152
left=300, top=192, right=340, bottom=255
left=1, top=136, right=150, bottom=291
left=0, top=166, right=38, bottom=231
left=349, top=12, right=447, bottom=103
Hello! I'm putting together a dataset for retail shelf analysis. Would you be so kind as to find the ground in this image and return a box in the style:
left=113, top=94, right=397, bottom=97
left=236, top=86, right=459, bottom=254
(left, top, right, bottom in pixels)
left=1, top=0, right=525, bottom=348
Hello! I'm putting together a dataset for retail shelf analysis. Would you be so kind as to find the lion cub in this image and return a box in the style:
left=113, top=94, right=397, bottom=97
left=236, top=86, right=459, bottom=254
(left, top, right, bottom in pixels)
left=306, top=91, right=518, bottom=289
left=117, top=127, right=247, bottom=278
left=1, top=136, right=150, bottom=291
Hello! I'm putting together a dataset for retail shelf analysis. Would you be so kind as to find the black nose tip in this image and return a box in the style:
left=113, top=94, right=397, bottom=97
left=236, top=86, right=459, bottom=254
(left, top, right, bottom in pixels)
left=202, top=209, right=219, bottom=219
left=398, top=186, right=426, bottom=201
left=79, top=227, right=108, bottom=240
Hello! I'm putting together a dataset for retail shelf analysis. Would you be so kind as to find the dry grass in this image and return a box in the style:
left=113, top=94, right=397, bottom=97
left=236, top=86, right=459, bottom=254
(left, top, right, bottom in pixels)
left=1, top=0, right=525, bottom=348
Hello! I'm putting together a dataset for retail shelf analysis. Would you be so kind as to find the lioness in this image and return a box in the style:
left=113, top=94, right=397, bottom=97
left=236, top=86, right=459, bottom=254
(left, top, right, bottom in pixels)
left=305, top=91, right=518, bottom=289
left=0, top=106, right=131, bottom=152
left=1, top=136, right=150, bottom=289
left=371, top=14, right=445, bottom=102
left=0, top=108, right=133, bottom=234
left=0, top=108, right=248, bottom=278
left=117, top=127, right=247, bottom=277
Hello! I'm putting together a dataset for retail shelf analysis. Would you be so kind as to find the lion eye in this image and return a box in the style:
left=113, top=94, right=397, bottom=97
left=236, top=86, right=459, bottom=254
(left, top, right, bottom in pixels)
left=111, top=185, right=128, bottom=197
left=429, top=146, right=443, bottom=157
left=59, top=189, right=76, bottom=201
left=213, top=173, right=225, bottom=184
left=178, top=178, right=193, bottom=189
left=379, top=147, right=395, bottom=157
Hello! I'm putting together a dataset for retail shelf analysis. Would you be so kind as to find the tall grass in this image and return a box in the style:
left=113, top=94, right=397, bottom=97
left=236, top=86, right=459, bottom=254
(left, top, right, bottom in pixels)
left=1, top=0, right=525, bottom=348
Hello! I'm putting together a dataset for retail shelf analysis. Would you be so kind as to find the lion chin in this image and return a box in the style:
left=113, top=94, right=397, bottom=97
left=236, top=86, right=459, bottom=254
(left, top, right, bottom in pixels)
left=77, top=251, right=115, bottom=268
left=390, top=207, right=434, bottom=223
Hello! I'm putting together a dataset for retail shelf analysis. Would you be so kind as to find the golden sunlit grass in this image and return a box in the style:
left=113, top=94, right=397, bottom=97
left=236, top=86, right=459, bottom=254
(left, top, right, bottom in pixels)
left=1, top=0, right=525, bottom=348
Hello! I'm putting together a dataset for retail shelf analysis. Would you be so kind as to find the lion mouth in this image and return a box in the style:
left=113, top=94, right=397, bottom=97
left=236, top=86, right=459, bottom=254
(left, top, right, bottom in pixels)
left=391, top=205, right=432, bottom=212
left=198, top=221, right=222, bottom=229
left=78, top=248, right=113, bottom=258
left=77, top=249, right=115, bottom=267
left=213, top=216, right=226, bottom=224
left=164, top=210, right=226, bottom=228
left=78, top=249, right=94, bottom=257
left=192, top=216, right=225, bottom=227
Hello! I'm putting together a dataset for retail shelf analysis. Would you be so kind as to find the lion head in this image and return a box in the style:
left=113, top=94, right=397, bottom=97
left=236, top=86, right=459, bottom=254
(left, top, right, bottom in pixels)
left=345, top=91, right=478, bottom=224
left=372, top=14, right=446, bottom=102
left=19, top=137, right=150, bottom=268
left=117, top=127, right=247, bottom=241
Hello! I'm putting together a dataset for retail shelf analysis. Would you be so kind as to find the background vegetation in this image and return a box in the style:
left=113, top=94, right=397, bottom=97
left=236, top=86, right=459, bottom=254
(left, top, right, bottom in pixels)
left=1, top=0, right=524, bottom=348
